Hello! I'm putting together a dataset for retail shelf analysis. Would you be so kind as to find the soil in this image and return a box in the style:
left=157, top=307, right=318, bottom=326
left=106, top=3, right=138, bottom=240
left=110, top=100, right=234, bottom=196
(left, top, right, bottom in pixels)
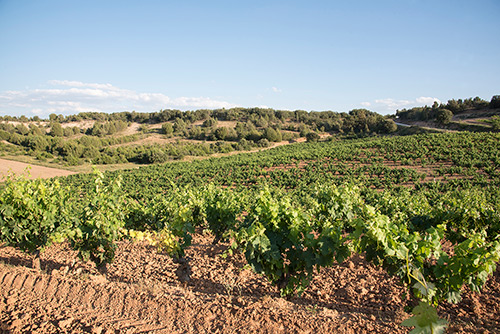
left=0, top=233, right=498, bottom=334
left=0, top=158, right=76, bottom=180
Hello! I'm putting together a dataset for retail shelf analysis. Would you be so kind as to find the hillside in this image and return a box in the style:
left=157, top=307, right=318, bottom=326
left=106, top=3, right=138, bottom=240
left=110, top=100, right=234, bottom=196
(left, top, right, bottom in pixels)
left=1, top=96, right=498, bottom=174
left=0, top=107, right=397, bottom=170
left=394, top=95, right=500, bottom=132
left=396, top=108, right=500, bottom=132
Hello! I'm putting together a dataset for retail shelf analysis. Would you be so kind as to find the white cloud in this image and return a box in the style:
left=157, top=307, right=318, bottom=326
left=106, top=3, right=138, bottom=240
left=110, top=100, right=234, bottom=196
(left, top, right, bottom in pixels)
left=361, top=96, right=442, bottom=114
left=374, top=98, right=413, bottom=109
left=416, top=97, right=441, bottom=105
left=0, top=80, right=238, bottom=117
left=271, top=87, right=282, bottom=93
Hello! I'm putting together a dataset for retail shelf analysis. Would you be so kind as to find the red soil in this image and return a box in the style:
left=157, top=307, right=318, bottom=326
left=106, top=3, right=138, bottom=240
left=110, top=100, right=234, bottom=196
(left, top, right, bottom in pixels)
left=0, top=233, right=498, bottom=333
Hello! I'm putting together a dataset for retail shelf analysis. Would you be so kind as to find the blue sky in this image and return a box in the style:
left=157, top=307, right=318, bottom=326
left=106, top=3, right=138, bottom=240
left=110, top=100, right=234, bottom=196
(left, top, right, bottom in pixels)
left=0, top=0, right=499, bottom=117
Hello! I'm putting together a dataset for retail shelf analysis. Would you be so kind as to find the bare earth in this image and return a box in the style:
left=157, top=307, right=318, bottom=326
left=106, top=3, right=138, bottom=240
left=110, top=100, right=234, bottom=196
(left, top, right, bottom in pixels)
left=0, top=159, right=76, bottom=180
left=0, top=233, right=498, bottom=333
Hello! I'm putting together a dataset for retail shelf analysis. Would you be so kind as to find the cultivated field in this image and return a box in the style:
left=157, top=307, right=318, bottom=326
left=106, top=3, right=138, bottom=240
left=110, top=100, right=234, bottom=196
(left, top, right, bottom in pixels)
left=1, top=233, right=499, bottom=333
left=0, top=158, right=76, bottom=181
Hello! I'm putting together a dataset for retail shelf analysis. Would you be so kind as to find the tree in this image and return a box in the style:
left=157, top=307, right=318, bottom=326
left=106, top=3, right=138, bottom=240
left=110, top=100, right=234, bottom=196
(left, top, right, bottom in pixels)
left=380, top=119, right=398, bottom=133
left=29, top=124, right=43, bottom=136
left=298, top=123, right=310, bottom=137
left=306, top=132, right=320, bottom=142
left=15, top=124, right=29, bottom=136
left=173, top=118, right=187, bottom=133
left=490, top=95, right=500, bottom=109
left=257, top=138, right=270, bottom=147
left=446, top=99, right=461, bottom=113
left=63, top=127, right=74, bottom=137
left=437, top=109, right=453, bottom=124
left=214, top=127, right=229, bottom=140
left=88, top=122, right=107, bottom=137
left=255, top=116, right=268, bottom=128
left=189, top=126, right=202, bottom=139
left=162, top=123, right=174, bottom=136
left=49, top=123, right=64, bottom=137
left=472, top=96, right=489, bottom=109
left=27, top=135, right=49, bottom=152
left=202, top=118, right=218, bottom=128
left=264, top=127, right=282, bottom=142
left=235, top=122, right=246, bottom=139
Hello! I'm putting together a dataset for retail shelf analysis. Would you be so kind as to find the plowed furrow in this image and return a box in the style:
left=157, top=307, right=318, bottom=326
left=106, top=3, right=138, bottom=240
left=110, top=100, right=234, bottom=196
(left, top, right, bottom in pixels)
left=107, top=288, right=126, bottom=316
left=21, top=274, right=36, bottom=290
left=43, top=276, right=62, bottom=299
left=33, top=276, right=48, bottom=295
left=54, top=280, right=73, bottom=299
left=71, top=306, right=162, bottom=333
left=92, top=285, right=111, bottom=309
left=66, top=281, right=85, bottom=304
left=2, top=272, right=19, bottom=288
left=118, top=291, right=130, bottom=315
left=29, top=276, right=42, bottom=293
left=0, top=270, right=10, bottom=286
left=12, top=272, right=29, bottom=290
left=81, top=285, right=97, bottom=307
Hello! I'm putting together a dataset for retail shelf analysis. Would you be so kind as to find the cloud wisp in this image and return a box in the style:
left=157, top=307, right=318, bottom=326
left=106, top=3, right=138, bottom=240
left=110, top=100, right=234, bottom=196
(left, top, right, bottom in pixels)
left=360, top=96, right=441, bottom=114
left=0, top=80, right=238, bottom=117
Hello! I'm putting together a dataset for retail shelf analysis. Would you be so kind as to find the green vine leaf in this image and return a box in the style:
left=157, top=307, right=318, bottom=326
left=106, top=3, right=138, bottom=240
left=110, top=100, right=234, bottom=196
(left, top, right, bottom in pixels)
left=401, top=302, right=448, bottom=334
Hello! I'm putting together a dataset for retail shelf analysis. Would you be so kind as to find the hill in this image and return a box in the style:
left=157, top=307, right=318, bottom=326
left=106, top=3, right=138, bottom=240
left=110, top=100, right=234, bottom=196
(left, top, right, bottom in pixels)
left=0, top=107, right=397, bottom=170
left=1, top=95, right=498, bottom=172
left=395, top=95, right=500, bottom=132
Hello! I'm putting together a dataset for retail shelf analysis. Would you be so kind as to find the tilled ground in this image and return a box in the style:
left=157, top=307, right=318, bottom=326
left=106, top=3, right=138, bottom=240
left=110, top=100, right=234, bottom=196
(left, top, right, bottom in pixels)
left=0, top=233, right=498, bottom=333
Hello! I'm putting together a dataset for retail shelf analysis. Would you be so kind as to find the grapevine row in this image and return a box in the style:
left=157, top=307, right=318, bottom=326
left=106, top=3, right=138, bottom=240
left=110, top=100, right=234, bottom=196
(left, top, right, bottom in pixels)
left=2, top=172, right=499, bottom=333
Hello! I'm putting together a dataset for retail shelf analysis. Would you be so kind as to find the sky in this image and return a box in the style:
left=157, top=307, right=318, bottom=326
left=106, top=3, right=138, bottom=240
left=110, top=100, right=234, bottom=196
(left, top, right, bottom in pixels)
left=0, top=0, right=499, bottom=118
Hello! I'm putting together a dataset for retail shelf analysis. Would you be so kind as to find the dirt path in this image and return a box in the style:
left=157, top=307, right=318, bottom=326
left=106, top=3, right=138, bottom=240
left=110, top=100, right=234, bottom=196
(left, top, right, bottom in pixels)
left=0, top=159, right=76, bottom=180
left=0, top=233, right=498, bottom=333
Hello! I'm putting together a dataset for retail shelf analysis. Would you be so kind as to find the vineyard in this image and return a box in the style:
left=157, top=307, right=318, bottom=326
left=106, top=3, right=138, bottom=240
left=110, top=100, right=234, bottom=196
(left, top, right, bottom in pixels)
left=1, top=131, right=500, bottom=333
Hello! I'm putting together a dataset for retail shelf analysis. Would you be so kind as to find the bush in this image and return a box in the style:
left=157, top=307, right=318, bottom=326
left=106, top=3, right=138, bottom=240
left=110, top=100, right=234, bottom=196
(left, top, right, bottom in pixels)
left=69, top=170, right=127, bottom=272
left=49, top=123, right=64, bottom=137
left=0, top=172, right=72, bottom=268
left=264, top=127, right=282, bottom=142
left=240, top=189, right=318, bottom=296
left=162, top=123, right=174, bottom=136
left=257, top=138, right=270, bottom=147
left=437, top=109, right=453, bottom=124
left=306, top=132, right=320, bottom=142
